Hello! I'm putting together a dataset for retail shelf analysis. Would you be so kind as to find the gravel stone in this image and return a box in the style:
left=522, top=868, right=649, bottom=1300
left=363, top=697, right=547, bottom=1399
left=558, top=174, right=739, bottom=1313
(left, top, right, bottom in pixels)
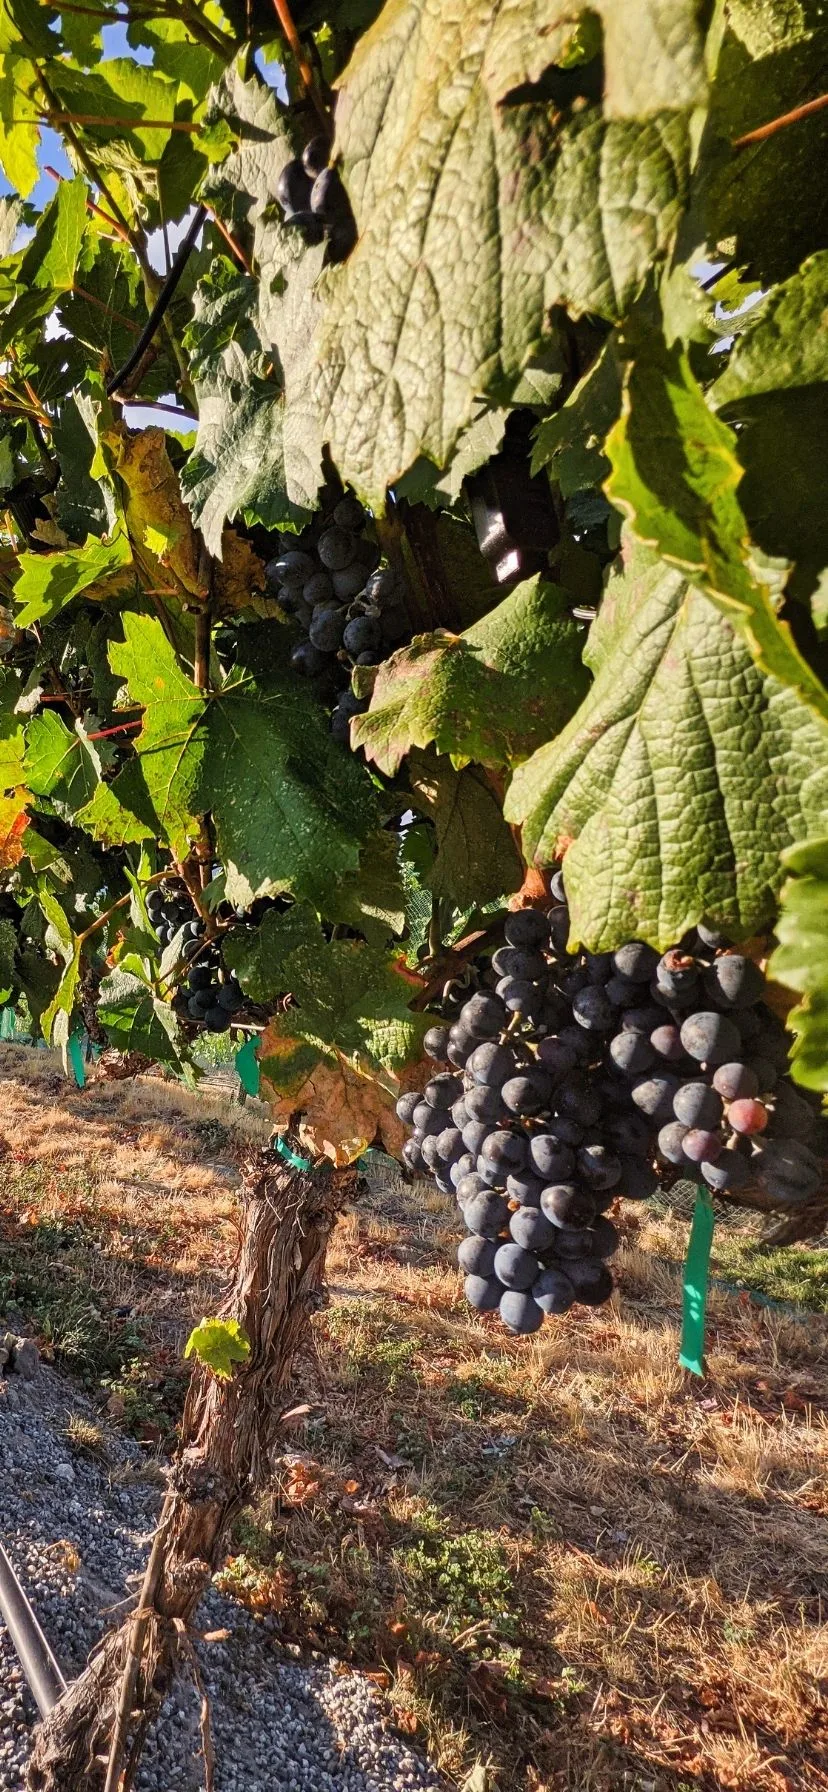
left=0, top=1366, right=444, bottom=1791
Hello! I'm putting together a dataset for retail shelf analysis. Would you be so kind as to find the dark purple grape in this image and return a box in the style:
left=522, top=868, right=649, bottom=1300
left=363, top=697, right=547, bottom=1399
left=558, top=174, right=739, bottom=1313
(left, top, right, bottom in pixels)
left=547, top=905, right=571, bottom=953
left=591, top=1217, right=618, bottom=1259
left=609, top=1030, right=655, bottom=1076
left=501, top=1071, right=553, bottom=1116
left=465, top=1275, right=502, bottom=1312
left=309, top=607, right=346, bottom=652
left=277, top=158, right=313, bottom=212
left=424, top=1025, right=450, bottom=1062
left=436, top=1126, right=464, bottom=1163
left=572, top=986, right=615, bottom=1032
left=461, top=1120, right=493, bottom=1157
left=332, top=563, right=368, bottom=601
left=465, top=1084, right=502, bottom=1123
left=504, top=908, right=549, bottom=949
left=548, top=1114, right=584, bottom=1147
left=559, top=966, right=589, bottom=1000
left=632, top=1074, right=680, bottom=1124
left=584, top=951, right=614, bottom=984
left=549, top=869, right=566, bottom=902
left=557, top=1024, right=592, bottom=1063
left=701, top=1148, right=751, bottom=1192
left=536, top=1037, right=577, bottom=1080
left=577, top=1144, right=622, bottom=1190
left=310, top=165, right=350, bottom=220
left=480, top=1130, right=527, bottom=1175
left=704, top=954, right=764, bottom=1010
left=290, top=640, right=329, bottom=677
left=540, top=1184, right=596, bottom=1228
left=711, top=1060, right=758, bottom=1102
left=656, top=949, right=699, bottom=999
left=509, top=1207, right=556, bottom=1252
left=464, top=1190, right=510, bottom=1235
left=541, top=989, right=571, bottom=1033
left=657, top=1121, right=689, bottom=1165
left=412, top=1101, right=445, bottom=1137
left=565, top=1260, right=613, bottom=1305
left=554, top=1076, right=601, bottom=1127
left=682, top=1127, right=723, bottom=1164
left=696, top=923, right=727, bottom=949
left=332, top=492, right=364, bottom=529
left=604, top=974, right=641, bottom=1008
left=467, top=1042, right=519, bottom=1087
left=745, top=1057, right=777, bottom=1094
left=450, top=1152, right=476, bottom=1188
left=318, top=526, right=356, bottom=571
left=273, top=548, right=317, bottom=586
left=499, top=1289, right=544, bottom=1333
left=622, top=1004, right=664, bottom=1034
left=493, top=1242, right=539, bottom=1290
left=458, top=1235, right=497, bottom=1276
left=613, top=942, right=659, bottom=983
left=532, top=1267, right=575, bottom=1315
left=650, top=1023, right=686, bottom=1062
left=402, top=1138, right=422, bottom=1173
left=420, top=1134, right=443, bottom=1171
left=343, top=614, right=382, bottom=656
left=455, top=1171, right=489, bottom=1204
left=459, top=991, right=507, bottom=1039
left=758, top=1139, right=821, bottom=1200
left=680, top=1012, right=742, bottom=1065
left=492, top=946, right=547, bottom=982
left=528, top=1135, right=575, bottom=1182
left=673, top=1081, right=723, bottom=1129
left=496, top=977, right=546, bottom=1020
left=768, top=1085, right=816, bottom=1141
left=505, top=1170, right=546, bottom=1207
left=446, top=1026, right=474, bottom=1069
left=605, top=1111, right=653, bottom=1157
left=396, top=1090, right=421, bottom=1125
left=618, top=1156, right=659, bottom=1199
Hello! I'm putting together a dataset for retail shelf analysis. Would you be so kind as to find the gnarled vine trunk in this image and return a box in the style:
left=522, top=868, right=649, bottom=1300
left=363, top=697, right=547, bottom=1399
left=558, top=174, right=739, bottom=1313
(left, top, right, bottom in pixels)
left=28, top=1150, right=350, bottom=1792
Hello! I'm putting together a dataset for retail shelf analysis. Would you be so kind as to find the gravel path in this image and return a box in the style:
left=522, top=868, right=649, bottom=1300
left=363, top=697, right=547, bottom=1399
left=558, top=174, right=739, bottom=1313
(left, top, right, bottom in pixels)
left=0, top=1366, right=444, bottom=1792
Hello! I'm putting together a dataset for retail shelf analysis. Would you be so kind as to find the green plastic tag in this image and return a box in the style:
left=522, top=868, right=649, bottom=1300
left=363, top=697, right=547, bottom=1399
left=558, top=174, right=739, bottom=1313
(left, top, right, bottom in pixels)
left=0, top=1006, right=15, bottom=1039
left=679, top=1184, right=715, bottom=1377
left=68, top=1031, right=86, bottom=1089
left=235, top=1035, right=260, bottom=1097
left=274, top=1134, right=313, bottom=1171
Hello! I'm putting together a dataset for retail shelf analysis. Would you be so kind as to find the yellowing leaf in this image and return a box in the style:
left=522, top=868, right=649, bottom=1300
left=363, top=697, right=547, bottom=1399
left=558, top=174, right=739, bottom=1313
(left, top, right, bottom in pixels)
left=260, top=1021, right=408, bottom=1166
left=102, top=423, right=203, bottom=598
left=184, top=1317, right=251, bottom=1380
left=0, top=789, right=29, bottom=867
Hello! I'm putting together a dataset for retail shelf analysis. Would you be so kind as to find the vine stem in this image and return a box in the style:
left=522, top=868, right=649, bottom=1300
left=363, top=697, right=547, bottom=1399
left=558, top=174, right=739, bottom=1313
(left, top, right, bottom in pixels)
left=35, top=112, right=202, bottom=132
left=102, top=1497, right=172, bottom=1792
left=733, top=92, right=828, bottom=147
left=76, top=873, right=167, bottom=948
left=269, top=0, right=329, bottom=127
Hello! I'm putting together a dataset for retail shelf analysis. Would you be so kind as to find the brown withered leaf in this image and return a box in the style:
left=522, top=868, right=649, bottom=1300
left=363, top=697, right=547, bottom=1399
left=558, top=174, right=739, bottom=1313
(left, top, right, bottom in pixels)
left=0, top=792, right=29, bottom=867
left=214, top=529, right=266, bottom=617
left=260, top=1024, right=411, bottom=1166
left=103, top=423, right=203, bottom=598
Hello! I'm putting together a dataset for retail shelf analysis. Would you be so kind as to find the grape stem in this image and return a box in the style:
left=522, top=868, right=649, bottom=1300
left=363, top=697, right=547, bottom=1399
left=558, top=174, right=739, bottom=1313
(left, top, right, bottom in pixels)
left=733, top=92, right=828, bottom=148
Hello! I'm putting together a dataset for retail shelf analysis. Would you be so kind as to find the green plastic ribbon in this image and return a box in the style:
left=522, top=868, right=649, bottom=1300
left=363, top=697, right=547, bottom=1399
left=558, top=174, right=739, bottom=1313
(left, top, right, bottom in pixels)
left=235, top=1035, right=260, bottom=1097
left=0, top=1006, right=15, bottom=1040
left=274, top=1134, right=313, bottom=1171
left=67, top=1030, right=86, bottom=1089
left=679, top=1183, right=715, bottom=1377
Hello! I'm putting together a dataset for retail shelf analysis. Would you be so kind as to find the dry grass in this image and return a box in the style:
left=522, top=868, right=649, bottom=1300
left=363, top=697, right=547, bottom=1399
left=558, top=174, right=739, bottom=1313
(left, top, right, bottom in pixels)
left=1, top=1049, right=827, bottom=1790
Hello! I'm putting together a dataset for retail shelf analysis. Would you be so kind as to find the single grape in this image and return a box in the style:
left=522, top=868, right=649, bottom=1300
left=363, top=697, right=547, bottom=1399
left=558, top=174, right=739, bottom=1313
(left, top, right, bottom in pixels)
left=541, top=989, right=572, bottom=1033
left=276, top=158, right=313, bottom=212
left=632, top=1074, right=680, bottom=1124
left=559, top=967, right=589, bottom=1001
left=758, top=1139, right=821, bottom=1201
left=458, top=1235, right=497, bottom=1276
left=460, top=991, right=507, bottom=1039
left=343, top=615, right=382, bottom=656
left=187, top=965, right=214, bottom=992
left=455, top=1171, right=489, bottom=1205
left=682, top=1127, right=723, bottom=1164
left=480, top=1130, right=528, bottom=1174
left=465, top=1275, right=502, bottom=1312
left=572, top=986, right=615, bottom=1032
left=590, top=1217, right=618, bottom=1259
left=467, top=1042, right=520, bottom=1088
left=504, top=908, right=549, bottom=950
left=531, top=1266, right=575, bottom=1315
left=425, top=1073, right=463, bottom=1109
left=309, top=607, right=347, bottom=652
left=679, top=1011, right=742, bottom=1065
left=657, top=1121, right=689, bottom=1165
left=604, top=974, right=641, bottom=1008
left=701, top=1148, right=751, bottom=1191
left=618, top=1156, right=659, bottom=1200
left=509, top=1206, right=557, bottom=1252
left=188, top=992, right=212, bottom=1018
left=609, top=1030, right=655, bottom=1077
left=302, top=134, right=330, bottom=177
left=494, top=1242, right=539, bottom=1291
left=501, top=1071, right=553, bottom=1117
left=450, top=1153, right=476, bottom=1188
left=539, top=1184, right=596, bottom=1228
left=768, top=1084, right=816, bottom=1141
left=554, top=1077, right=601, bottom=1128
left=217, top=981, right=244, bottom=1013
left=499, top=1289, right=545, bottom=1334
left=696, top=922, right=727, bottom=949
left=272, top=548, right=317, bottom=586
left=291, top=640, right=329, bottom=677
left=529, top=1135, right=575, bottom=1182
left=205, top=1006, right=232, bottom=1032
left=557, top=1024, right=592, bottom=1063
left=332, top=563, right=368, bottom=601
left=655, top=949, right=699, bottom=999
left=464, top=1191, right=510, bottom=1236
left=496, top=977, right=546, bottom=1021
left=447, top=1025, right=474, bottom=1069
left=565, top=1260, right=614, bottom=1305
left=505, top=1170, right=546, bottom=1207
left=547, top=905, right=570, bottom=953
left=622, top=1004, right=664, bottom=1035
left=673, top=1081, right=723, bottom=1129
left=605, top=1111, right=652, bottom=1157
left=548, top=1115, right=584, bottom=1147
left=704, top=954, right=764, bottom=1010
left=536, top=1037, right=577, bottom=1081
left=613, top=942, right=659, bottom=983
left=412, top=1101, right=445, bottom=1137
left=310, top=166, right=350, bottom=220
left=303, top=571, right=334, bottom=607
left=318, top=526, right=356, bottom=571
left=424, top=1025, right=450, bottom=1062
left=727, top=1098, right=768, bottom=1136
left=712, top=1061, right=759, bottom=1102
left=436, top=1126, right=464, bottom=1163
left=420, top=1134, right=442, bottom=1171
left=401, top=1138, right=422, bottom=1173
left=549, top=869, right=566, bottom=902
left=465, top=1084, right=502, bottom=1123
left=493, top=945, right=549, bottom=983
left=462, top=1120, right=493, bottom=1158
left=577, top=1144, right=622, bottom=1190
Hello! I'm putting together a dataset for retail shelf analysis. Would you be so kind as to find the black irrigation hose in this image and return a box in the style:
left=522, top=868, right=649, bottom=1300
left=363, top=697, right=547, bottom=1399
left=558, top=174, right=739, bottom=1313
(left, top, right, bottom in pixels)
left=106, top=204, right=207, bottom=398
left=0, top=1539, right=66, bottom=1717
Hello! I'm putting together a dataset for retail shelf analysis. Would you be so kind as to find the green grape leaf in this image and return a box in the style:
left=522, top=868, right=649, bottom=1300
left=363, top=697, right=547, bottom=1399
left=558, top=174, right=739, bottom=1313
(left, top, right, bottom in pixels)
left=199, top=625, right=379, bottom=911
left=0, top=916, right=17, bottom=1000
left=352, top=575, right=588, bottom=774
left=13, top=532, right=133, bottom=629
left=74, top=767, right=158, bottom=848
left=97, top=988, right=188, bottom=1074
left=313, top=0, right=695, bottom=502
left=0, top=57, right=39, bottom=197
left=184, top=1317, right=251, bottom=1380
left=47, top=57, right=180, bottom=162
left=17, top=174, right=87, bottom=294
left=504, top=539, right=828, bottom=950
left=224, top=900, right=424, bottom=1071
left=769, top=836, right=828, bottom=1094
left=108, top=615, right=206, bottom=860
left=0, top=668, right=26, bottom=791
left=41, top=939, right=82, bottom=1046
left=531, top=338, right=622, bottom=496
left=605, top=327, right=828, bottom=726
left=710, top=252, right=828, bottom=600
left=407, top=749, right=523, bottom=909
left=24, top=712, right=100, bottom=814
left=322, top=831, right=407, bottom=942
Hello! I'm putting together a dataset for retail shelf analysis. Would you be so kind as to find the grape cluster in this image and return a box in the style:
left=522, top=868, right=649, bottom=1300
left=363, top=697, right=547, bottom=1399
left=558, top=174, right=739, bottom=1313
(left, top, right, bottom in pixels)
left=147, top=882, right=244, bottom=1035
left=396, top=879, right=824, bottom=1335
left=276, top=137, right=356, bottom=263
left=263, top=495, right=410, bottom=742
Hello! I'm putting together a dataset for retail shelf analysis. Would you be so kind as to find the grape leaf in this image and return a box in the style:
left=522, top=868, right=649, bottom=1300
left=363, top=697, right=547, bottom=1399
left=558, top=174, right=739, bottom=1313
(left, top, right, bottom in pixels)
left=605, top=327, right=828, bottom=726
left=505, top=539, right=828, bottom=950
left=314, top=0, right=694, bottom=502
left=482, top=0, right=708, bottom=116
left=108, top=615, right=206, bottom=860
left=97, top=988, right=188, bottom=1075
left=17, top=175, right=87, bottom=294
left=407, top=749, right=523, bottom=909
left=41, top=939, right=82, bottom=1046
left=75, top=768, right=158, bottom=847
left=24, top=711, right=100, bottom=813
left=0, top=57, right=39, bottom=197
left=0, top=668, right=26, bottom=790
left=531, top=338, right=622, bottom=496
left=13, top=532, right=133, bottom=629
left=184, top=1317, right=251, bottom=1380
left=199, top=625, right=379, bottom=910
left=352, top=575, right=588, bottom=774
left=0, top=790, right=29, bottom=867
left=260, top=1024, right=407, bottom=1167
left=769, top=836, right=828, bottom=1094
left=710, top=253, right=828, bottom=600
left=102, top=423, right=203, bottom=599
left=0, top=916, right=16, bottom=1000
